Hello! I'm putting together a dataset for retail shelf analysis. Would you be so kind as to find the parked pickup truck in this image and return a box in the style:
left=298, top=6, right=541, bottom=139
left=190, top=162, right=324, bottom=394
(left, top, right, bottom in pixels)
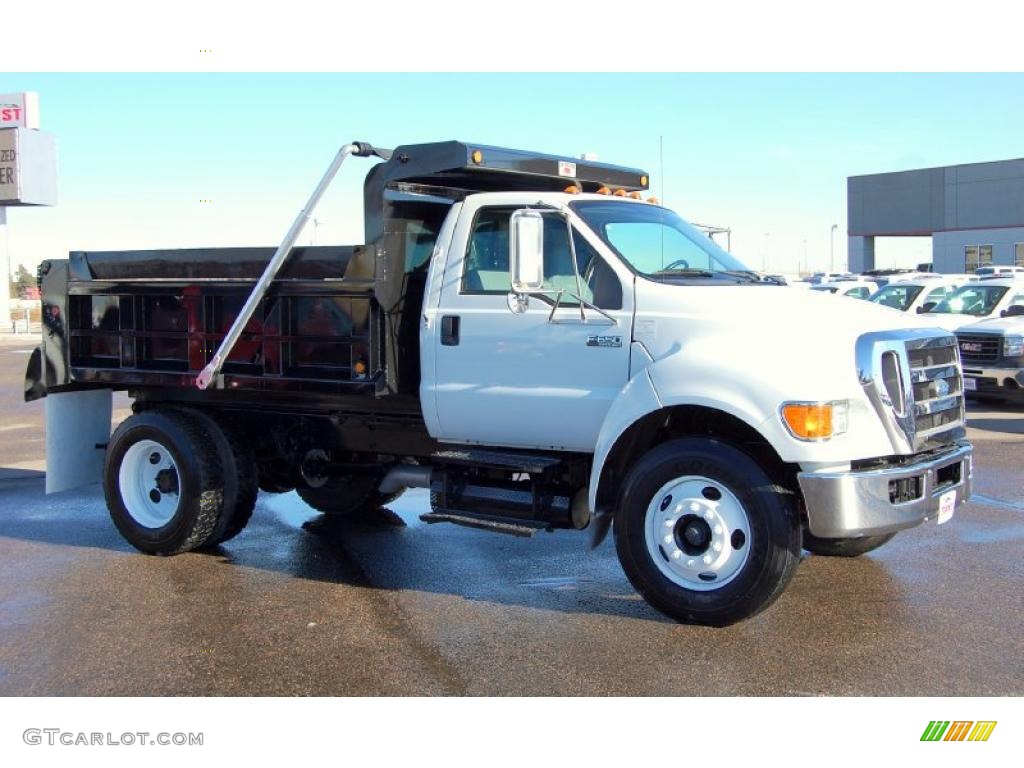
left=919, top=277, right=1024, bottom=331
left=956, top=312, right=1024, bottom=402
left=24, top=140, right=973, bottom=625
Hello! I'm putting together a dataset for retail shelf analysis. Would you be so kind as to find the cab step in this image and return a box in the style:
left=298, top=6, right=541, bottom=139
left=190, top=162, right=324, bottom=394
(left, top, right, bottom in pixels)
left=419, top=511, right=548, bottom=538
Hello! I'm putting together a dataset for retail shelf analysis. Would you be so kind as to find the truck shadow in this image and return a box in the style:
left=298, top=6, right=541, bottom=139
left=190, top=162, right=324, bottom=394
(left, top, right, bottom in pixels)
left=0, top=481, right=912, bottom=631
left=210, top=496, right=913, bottom=630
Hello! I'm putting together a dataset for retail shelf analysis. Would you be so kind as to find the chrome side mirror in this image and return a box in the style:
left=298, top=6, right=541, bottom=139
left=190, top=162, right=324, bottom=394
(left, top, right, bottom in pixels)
left=510, top=209, right=544, bottom=293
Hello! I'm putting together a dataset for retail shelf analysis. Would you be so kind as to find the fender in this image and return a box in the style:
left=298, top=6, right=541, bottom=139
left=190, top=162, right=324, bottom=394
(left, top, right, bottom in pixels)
left=586, top=346, right=847, bottom=549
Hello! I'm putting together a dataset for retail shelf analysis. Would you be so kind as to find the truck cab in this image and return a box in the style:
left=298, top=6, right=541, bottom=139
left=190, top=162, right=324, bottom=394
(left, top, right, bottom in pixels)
left=25, top=140, right=974, bottom=626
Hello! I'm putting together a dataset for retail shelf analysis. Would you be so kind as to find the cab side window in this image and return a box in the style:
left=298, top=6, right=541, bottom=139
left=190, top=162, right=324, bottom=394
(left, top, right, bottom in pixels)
left=462, top=209, right=512, bottom=293
left=462, top=208, right=622, bottom=310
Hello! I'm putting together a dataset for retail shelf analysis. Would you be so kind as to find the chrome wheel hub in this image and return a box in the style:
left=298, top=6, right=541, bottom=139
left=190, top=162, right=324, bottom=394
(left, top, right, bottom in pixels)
left=644, top=475, right=751, bottom=591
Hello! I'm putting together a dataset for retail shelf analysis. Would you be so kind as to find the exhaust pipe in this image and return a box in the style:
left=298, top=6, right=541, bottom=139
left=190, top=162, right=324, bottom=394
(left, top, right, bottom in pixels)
left=379, top=465, right=433, bottom=495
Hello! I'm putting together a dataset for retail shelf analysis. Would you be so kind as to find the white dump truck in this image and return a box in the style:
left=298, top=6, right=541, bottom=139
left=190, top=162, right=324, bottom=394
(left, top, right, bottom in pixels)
left=25, top=140, right=973, bottom=625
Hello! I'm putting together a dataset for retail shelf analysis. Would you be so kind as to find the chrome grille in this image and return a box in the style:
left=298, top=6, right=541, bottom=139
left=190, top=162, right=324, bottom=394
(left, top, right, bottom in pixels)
left=955, top=332, right=1001, bottom=364
left=906, top=335, right=965, bottom=448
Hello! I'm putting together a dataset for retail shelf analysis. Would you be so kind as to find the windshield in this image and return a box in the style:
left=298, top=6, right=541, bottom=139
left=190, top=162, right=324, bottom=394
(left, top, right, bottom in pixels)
left=930, top=285, right=1008, bottom=316
left=570, top=200, right=750, bottom=281
left=871, top=284, right=924, bottom=311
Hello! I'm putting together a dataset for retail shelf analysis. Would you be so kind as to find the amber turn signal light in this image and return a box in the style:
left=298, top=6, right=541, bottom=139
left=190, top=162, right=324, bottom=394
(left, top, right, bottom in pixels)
left=781, top=403, right=834, bottom=440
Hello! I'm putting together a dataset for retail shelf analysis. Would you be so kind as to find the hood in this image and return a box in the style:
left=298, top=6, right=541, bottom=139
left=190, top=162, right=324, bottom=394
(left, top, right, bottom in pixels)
left=633, top=280, right=958, bottom=398
left=635, top=280, right=941, bottom=350
left=955, top=315, right=1024, bottom=335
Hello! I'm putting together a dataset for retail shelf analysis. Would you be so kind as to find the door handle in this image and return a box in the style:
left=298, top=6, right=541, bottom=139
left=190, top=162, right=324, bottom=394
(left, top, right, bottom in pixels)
left=441, top=315, right=460, bottom=346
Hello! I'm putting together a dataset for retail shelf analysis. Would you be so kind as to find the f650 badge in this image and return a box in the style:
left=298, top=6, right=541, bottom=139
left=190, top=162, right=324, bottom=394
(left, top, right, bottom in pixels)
left=587, top=335, right=622, bottom=348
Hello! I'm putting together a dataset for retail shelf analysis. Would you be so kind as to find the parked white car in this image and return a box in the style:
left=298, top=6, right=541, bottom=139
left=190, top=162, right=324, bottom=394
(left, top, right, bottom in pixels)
left=869, top=277, right=967, bottom=314
left=918, top=278, right=1024, bottom=331
left=811, top=279, right=880, bottom=299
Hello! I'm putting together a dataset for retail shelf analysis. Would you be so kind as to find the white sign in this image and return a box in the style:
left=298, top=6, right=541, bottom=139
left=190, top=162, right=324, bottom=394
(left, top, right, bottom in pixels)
left=937, top=489, right=956, bottom=525
left=0, top=128, right=58, bottom=206
left=0, top=92, right=40, bottom=130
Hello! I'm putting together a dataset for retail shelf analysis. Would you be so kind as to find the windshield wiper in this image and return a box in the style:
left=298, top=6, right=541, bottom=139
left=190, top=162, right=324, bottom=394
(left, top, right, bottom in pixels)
left=721, top=270, right=766, bottom=284
left=650, top=268, right=717, bottom=277
left=650, top=268, right=761, bottom=284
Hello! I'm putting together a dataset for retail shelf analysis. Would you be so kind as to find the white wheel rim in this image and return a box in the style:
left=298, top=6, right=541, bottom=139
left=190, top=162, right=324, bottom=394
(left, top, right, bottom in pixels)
left=118, top=439, right=181, bottom=528
left=643, top=475, right=752, bottom=591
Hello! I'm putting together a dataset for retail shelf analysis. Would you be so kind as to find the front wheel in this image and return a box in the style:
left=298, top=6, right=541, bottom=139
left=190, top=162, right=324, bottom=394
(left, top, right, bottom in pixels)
left=613, top=438, right=801, bottom=626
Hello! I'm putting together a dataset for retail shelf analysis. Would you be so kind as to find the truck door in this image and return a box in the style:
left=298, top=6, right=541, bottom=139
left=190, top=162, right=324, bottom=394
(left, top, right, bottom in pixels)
left=425, top=198, right=633, bottom=452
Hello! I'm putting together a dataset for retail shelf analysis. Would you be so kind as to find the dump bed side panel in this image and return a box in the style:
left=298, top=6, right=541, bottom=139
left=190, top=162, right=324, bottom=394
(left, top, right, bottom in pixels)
left=37, top=245, right=390, bottom=404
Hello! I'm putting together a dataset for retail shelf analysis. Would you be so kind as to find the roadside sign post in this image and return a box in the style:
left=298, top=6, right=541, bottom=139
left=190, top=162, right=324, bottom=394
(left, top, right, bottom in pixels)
left=0, top=206, right=8, bottom=331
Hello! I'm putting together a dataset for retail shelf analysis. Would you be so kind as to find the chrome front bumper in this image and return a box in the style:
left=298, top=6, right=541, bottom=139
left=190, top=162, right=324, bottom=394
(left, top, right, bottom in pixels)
left=798, top=441, right=973, bottom=538
left=962, top=365, right=1024, bottom=394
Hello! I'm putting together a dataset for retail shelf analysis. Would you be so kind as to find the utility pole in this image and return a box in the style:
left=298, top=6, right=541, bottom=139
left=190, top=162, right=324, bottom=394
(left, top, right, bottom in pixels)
left=830, top=224, right=838, bottom=272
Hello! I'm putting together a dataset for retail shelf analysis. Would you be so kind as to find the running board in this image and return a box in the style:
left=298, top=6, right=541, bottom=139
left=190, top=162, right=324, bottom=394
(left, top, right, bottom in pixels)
left=419, top=511, right=548, bottom=538
left=430, top=448, right=563, bottom=474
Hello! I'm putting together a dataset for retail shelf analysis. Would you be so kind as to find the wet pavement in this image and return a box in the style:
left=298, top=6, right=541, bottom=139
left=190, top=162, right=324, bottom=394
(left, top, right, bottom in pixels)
left=0, top=337, right=1021, bottom=695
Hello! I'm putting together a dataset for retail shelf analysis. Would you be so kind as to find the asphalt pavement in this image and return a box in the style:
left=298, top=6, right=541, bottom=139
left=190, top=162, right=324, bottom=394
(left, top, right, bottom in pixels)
left=0, top=336, right=1021, bottom=695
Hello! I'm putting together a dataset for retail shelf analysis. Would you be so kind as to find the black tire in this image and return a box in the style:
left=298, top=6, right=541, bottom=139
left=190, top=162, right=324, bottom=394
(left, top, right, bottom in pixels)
left=613, top=438, right=801, bottom=627
left=103, top=409, right=229, bottom=555
left=802, top=531, right=896, bottom=557
left=297, top=474, right=402, bottom=516
left=167, top=408, right=258, bottom=546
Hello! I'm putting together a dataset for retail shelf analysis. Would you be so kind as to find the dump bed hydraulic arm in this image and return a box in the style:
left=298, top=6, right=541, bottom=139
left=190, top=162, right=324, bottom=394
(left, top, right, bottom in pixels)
left=195, top=141, right=389, bottom=390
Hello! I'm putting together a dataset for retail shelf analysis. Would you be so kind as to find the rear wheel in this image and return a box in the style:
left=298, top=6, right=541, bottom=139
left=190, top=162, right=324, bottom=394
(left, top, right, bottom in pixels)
left=297, top=474, right=402, bottom=516
left=613, top=438, right=801, bottom=626
left=167, top=408, right=258, bottom=546
left=802, top=531, right=896, bottom=557
left=104, top=410, right=229, bottom=555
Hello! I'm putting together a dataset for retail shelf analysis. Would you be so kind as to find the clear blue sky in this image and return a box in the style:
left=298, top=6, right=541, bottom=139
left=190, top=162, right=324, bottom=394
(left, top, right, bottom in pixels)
left=2, top=73, right=1022, bottom=274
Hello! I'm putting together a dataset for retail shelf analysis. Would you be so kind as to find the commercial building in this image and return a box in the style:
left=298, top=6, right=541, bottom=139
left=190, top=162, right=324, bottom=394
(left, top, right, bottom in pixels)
left=847, top=158, right=1024, bottom=274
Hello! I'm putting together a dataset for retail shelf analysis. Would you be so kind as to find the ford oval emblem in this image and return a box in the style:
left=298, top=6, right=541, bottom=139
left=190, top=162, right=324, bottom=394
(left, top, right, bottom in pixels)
left=935, top=378, right=950, bottom=397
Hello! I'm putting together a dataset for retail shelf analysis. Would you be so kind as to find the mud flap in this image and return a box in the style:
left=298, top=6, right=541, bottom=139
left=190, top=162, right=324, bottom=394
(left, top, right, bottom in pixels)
left=23, top=346, right=45, bottom=402
left=45, top=389, right=113, bottom=494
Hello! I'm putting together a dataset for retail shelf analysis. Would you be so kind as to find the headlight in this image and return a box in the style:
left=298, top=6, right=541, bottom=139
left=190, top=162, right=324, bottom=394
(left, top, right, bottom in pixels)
left=1003, top=336, right=1024, bottom=357
left=780, top=400, right=849, bottom=441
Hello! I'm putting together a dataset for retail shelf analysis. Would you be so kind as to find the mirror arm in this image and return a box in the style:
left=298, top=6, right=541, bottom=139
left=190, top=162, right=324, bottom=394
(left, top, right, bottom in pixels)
left=547, top=289, right=566, bottom=323
left=565, top=219, right=586, bottom=322
left=573, top=296, right=618, bottom=325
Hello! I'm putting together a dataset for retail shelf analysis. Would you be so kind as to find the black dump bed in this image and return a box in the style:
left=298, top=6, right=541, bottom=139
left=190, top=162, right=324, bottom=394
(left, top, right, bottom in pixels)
left=34, top=242, right=383, bottom=406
